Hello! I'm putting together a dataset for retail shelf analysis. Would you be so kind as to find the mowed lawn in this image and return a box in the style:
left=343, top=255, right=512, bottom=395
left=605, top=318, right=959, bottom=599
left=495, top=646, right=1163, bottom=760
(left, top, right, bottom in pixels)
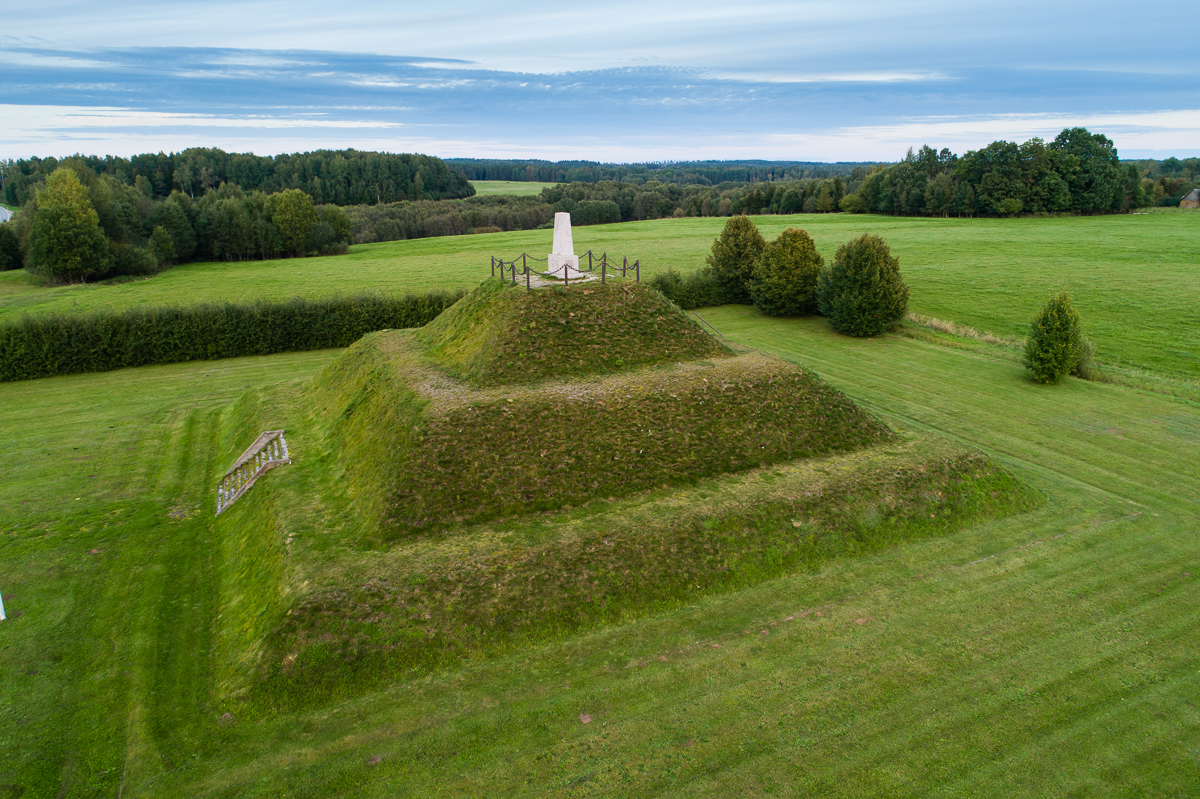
left=1, top=298, right=1199, bottom=794
left=470, top=180, right=559, bottom=196
left=2, top=212, right=1197, bottom=378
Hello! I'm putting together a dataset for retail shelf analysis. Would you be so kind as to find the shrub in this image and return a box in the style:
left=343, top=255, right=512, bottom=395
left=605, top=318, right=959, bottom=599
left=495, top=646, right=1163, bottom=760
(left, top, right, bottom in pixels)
left=1071, top=337, right=1101, bottom=381
left=749, top=228, right=824, bottom=316
left=27, top=168, right=111, bottom=283
left=706, top=215, right=765, bottom=302
left=0, top=289, right=464, bottom=382
left=647, top=267, right=731, bottom=310
left=108, top=242, right=159, bottom=277
left=0, top=222, right=22, bottom=270
left=1023, top=292, right=1084, bottom=384
left=817, top=234, right=909, bottom=336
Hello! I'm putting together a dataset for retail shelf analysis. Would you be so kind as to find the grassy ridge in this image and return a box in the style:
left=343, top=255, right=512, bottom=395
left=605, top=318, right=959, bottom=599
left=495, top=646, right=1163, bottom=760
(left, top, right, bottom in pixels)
left=2, top=213, right=1197, bottom=378
left=262, top=436, right=1037, bottom=707
left=306, top=330, right=428, bottom=537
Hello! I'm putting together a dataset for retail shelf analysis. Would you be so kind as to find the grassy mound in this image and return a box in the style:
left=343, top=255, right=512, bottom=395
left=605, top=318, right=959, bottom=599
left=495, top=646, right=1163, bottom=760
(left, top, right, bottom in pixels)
left=416, top=278, right=730, bottom=385
left=309, top=330, right=893, bottom=540
left=258, top=435, right=1041, bottom=706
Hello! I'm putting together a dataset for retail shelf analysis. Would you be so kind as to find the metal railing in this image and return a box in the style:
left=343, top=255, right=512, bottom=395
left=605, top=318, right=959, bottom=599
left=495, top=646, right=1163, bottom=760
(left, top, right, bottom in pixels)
left=491, top=250, right=640, bottom=289
left=215, top=430, right=292, bottom=515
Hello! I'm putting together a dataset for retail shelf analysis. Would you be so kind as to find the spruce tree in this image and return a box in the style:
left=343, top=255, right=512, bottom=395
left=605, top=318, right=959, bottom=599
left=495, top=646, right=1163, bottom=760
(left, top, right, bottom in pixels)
left=28, top=168, right=111, bottom=283
left=749, top=228, right=824, bottom=316
left=1024, top=292, right=1083, bottom=384
left=817, top=234, right=909, bottom=336
left=706, top=215, right=765, bottom=303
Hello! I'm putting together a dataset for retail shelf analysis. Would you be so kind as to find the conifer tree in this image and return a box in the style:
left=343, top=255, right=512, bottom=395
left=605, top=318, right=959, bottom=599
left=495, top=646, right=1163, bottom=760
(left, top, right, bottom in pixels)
left=1023, top=292, right=1083, bottom=384
left=706, top=215, right=765, bottom=302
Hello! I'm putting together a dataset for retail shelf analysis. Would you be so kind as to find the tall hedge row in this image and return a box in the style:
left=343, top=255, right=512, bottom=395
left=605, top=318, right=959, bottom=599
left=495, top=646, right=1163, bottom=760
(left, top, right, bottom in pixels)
left=0, top=290, right=464, bottom=382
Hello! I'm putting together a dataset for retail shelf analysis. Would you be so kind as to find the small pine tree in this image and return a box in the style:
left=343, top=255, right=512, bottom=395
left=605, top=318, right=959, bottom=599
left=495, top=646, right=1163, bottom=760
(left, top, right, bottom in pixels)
left=748, top=228, right=824, bottom=316
left=1024, top=292, right=1083, bottom=384
left=28, top=168, right=111, bottom=283
left=706, top=215, right=765, bottom=303
left=817, top=234, right=909, bottom=336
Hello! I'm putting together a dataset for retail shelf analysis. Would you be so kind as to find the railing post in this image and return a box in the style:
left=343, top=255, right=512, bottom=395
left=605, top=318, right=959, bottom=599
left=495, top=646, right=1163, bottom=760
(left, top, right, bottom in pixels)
left=623, top=256, right=628, bottom=278
left=588, top=250, right=593, bottom=272
left=526, top=260, right=531, bottom=291
left=511, top=260, right=516, bottom=286
left=491, top=255, right=496, bottom=277
left=636, top=260, right=640, bottom=283
left=601, top=257, right=606, bottom=284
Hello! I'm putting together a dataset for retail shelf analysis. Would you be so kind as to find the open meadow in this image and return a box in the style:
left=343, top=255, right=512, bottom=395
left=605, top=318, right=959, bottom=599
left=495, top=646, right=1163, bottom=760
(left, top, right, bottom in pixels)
left=2, top=212, right=1197, bottom=379
left=470, top=180, right=560, bottom=196
left=1, top=212, right=1198, bottom=796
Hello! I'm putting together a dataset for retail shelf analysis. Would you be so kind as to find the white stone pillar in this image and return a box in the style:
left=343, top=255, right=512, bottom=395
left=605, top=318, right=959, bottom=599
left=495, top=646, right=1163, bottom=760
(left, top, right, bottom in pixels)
left=547, top=212, right=582, bottom=279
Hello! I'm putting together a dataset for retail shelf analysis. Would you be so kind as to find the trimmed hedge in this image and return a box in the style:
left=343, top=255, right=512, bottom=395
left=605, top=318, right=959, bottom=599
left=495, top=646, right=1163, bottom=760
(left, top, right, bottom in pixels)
left=0, top=290, right=464, bottom=382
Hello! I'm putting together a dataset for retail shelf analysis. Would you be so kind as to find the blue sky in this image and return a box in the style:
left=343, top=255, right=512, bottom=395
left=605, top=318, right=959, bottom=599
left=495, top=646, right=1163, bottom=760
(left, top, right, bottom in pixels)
left=1, top=0, right=1197, bottom=162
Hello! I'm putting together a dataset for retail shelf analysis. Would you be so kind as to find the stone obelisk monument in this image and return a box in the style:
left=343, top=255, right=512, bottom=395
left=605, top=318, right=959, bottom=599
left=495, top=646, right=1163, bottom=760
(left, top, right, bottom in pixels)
left=547, top=212, right=584, bottom=279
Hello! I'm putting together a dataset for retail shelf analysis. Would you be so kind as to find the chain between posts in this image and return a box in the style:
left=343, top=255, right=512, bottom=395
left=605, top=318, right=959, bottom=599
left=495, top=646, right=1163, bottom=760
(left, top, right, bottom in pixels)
left=490, top=250, right=640, bottom=290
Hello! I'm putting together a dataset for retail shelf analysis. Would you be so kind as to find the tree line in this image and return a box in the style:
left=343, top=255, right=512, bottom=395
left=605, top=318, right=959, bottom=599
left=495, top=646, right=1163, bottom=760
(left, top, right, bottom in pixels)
left=1, top=164, right=354, bottom=282
left=842, top=128, right=1156, bottom=217
left=0, top=148, right=475, bottom=207
left=445, top=158, right=875, bottom=186
left=340, top=176, right=866, bottom=245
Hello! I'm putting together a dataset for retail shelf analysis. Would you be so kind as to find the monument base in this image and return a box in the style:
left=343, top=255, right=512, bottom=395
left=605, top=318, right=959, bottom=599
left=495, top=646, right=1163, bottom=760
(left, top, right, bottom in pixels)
left=547, top=253, right=585, bottom=280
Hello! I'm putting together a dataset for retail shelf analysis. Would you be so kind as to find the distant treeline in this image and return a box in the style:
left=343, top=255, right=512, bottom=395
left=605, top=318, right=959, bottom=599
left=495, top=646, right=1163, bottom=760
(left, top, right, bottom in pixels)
left=344, top=176, right=865, bottom=244
left=843, top=128, right=1178, bottom=216
left=446, top=159, right=875, bottom=186
left=1, top=148, right=475, bottom=207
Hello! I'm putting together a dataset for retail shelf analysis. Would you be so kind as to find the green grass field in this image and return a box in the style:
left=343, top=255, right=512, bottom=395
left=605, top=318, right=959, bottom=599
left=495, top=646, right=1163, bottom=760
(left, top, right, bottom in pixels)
left=3, top=213, right=1197, bottom=379
left=1, top=213, right=1199, bottom=796
left=469, top=180, right=559, bottom=196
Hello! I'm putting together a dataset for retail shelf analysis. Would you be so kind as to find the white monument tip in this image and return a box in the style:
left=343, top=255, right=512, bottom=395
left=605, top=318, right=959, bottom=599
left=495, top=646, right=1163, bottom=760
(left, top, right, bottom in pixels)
left=547, top=211, right=583, bottom=279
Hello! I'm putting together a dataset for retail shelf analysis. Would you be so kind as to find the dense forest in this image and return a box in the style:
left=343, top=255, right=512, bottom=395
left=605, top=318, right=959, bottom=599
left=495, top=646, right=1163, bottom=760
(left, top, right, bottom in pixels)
left=0, top=148, right=475, bottom=207
left=445, top=159, right=874, bottom=186
left=844, top=128, right=1182, bottom=216
left=0, top=162, right=354, bottom=280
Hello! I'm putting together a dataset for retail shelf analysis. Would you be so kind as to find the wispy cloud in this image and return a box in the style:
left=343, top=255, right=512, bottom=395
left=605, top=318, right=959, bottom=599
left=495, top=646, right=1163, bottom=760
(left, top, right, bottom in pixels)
left=1, top=0, right=1197, bottom=161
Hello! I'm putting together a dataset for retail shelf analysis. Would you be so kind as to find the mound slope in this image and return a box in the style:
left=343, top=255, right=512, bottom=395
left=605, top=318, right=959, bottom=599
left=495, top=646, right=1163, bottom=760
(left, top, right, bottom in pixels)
left=416, top=278, right=730, bottom=386
left=310, top=329, right=893, bottom=539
